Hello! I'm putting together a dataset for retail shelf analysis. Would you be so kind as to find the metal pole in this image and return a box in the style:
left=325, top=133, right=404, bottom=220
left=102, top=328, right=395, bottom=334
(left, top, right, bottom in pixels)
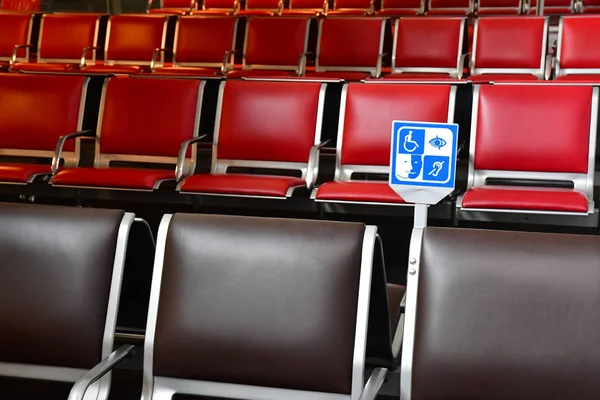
left=413, top=204, right=428, bottom=229
left=536, top=0, right=544, bottom=15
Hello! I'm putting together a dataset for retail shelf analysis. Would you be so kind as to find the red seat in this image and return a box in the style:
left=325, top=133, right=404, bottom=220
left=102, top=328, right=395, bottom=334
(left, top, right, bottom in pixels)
left=377, top=0, right=425, bottom=15
left=458, top=84, right=596, bottom=217
left=0, top=13, right=33, bottom=69
left=469, top=17, right=548, bottom=82
left=305, top=17, right=387, bottom=81
left=582, top=0, right=600, bottom=12
left=52, top=77, right=204, bottom=191
left=12, top=14, right=100, bottom=73
left=237, top=0, right=284, bottom=15
left=427, top=0, right=472, bottom=14
left=150, top=16, right=237, bottom=78
left=179, top=80, right=327, bottom=198
left=313, top=83, right=455, bottom=206
left=461, top=187, right=589, bottom=213
left=555, top=16, right=600, bottom=80
left=283, top=0, right=327, bottom=15
left=476, top=0, right=521, bottom=13
left=527, top=0, right=574, bottom=14
left=148, top=0, right=197, bottom=14
left=469, top=73, right=540, bottom=82
left=327, top=0, right=375, bottom=14
left=0, top=74, right=89, bottom=184
left=193, top=0, right=240, bottom=14
left=384, top=17, right=466, bottom=80
left=226, top=17, right=311, bottom=78
left=81, top=15, right=168, bottom=75
left=1, top=0, right=39, bottom=10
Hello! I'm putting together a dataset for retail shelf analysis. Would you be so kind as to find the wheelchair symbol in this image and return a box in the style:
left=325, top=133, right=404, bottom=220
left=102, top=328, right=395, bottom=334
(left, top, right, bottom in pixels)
left=403, top=130, right=420, bottom=153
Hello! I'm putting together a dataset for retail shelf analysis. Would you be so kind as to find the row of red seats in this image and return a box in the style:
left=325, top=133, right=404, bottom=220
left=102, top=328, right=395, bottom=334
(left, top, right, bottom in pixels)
left=0, top=74, right=595, bottom=226
left=3, top=13, right=600, bottom=81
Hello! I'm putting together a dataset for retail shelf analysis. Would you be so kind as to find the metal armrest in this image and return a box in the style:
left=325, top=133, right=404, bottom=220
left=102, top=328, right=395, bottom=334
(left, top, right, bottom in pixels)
left=358, top=368, right=388, bottom=400
left=188, top=0, right=198, bottom=12
left=146, top=0, right=154, bottom=12
left=51, top=130, right=93, bottom=175
left=391, top=292, right=407, bottom=357
left=275, top=0, right=284, bottom=14
left=150, top=47, right=168, bottom=71
left=67, top=344, right=134, bottom=400
left=221, top=49, right=237, bottom=75
left=458, top=53, right=470, bottom=79
left=80, top=46, right=101, bottom=68
left=296, top=51, right=312, bottom=76
left=10, top=44, right=33, bottom=66
left=175, top=135, right=207, bottom=181
left=545, top=54, right=554, bottom=80
left=376, top=52, right=389, bottom=78
left=322, top=0, right=329, bottom=14
left=306, top=139, right=330, bottom=189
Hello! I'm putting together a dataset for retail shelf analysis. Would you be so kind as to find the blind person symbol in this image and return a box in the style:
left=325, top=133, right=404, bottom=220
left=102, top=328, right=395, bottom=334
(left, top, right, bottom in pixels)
left=389, top=121, right=459, bottom=227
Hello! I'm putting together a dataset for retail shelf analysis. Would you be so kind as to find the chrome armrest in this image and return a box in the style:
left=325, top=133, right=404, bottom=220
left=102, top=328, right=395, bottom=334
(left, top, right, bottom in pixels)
left=574, top=0, right=583, bottom=12
left=146, top=0, right=154, bottom=12
left=150, top=47, right=167, bottom=71
left=545, top=54, right=554, bottom=80
left=358, top=368, right=388, bottom=400
left=306, top=139, right=330, bottom=189
left=67, top=344, right=134, bottom=400
left=175, top=135, right=207, bottom=181
left=221, top=49, right=237, bottom=75
left=10, top=44, right=33, bottom=66
left=189, top=0, right=197, bottom=12
left=275, top=0, right=284, bottom=14
left=322, top=0, right=329, bottom=14
left=458, top=53, right=469, bottom=79
left=80, top=46, right=101, bottom=68
left=375, top=52, right=389, bottom=78
left=391, top=292, right=407, bottom=357
left=296, top=51, right=311, bottom=76
left=51, top=130, right=93, bottom=175
left=233, top=0, right=241, bottom=12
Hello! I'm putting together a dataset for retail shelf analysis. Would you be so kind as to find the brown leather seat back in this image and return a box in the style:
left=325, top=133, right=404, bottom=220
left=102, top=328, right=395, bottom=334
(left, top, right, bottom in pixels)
left=409, top=227, right=600, bottom=400
left=152, top=213, right=367, bottom=394
left=0, top=203, right=126, bottom=370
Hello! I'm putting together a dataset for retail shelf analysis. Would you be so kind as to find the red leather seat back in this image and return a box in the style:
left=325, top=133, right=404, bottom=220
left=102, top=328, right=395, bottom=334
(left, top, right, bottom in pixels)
left=473, top=84, right=592, bottom=174
left=473, top=17, right=547, bottom=73
left=106, top=15, right=168, bottom=65
left=393, top=17, right=465, bottom=73
left=529, top=0, right=572, bottom=13
left=38, top=14, right=100, bottom=63
left=317, top=17, right=386, bottom=70
left=0, top=0, right=39, bottom=11
left=244, top=17, right=310, bottom=68
left=476, top=0, right=520, bottom=13
left=246, top=0, right=280, bottom=9
left=381, top=0, right=423, bottom=11
left=290, top=0, right=325, bottom=9
left=340, top=83, right=452, bottom=168
left=558, top=16, right=600, bottom=72
left=216, top=80, right=323, bottom=163
left=203, top=0, right=237, bottom=9
left=0, top=74, right=87, bottom=153
left=333, top=0, right=372, bottom=11
left=161, top=0, right=194, bottom=7
left=428, top=0, right=470, bottom=13
left=174, top=16, right=237, bottom=66
left=98, top=78, right=202, bottom=159
left=0, top=13, right=32, bottom=61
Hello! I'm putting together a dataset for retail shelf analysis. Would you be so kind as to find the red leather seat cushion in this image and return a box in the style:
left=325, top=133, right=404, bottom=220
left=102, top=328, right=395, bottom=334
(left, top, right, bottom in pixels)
left=180, top=173, right=307, bottom=197
left=427, top=8, right=469, bottom=13
left=305, top=71, right=371, bottom=81
left=151, top=66, right=220, bottom=77
left=236, top=9, right=278, bottom=15
left=462, top=186, right=589, bottom=213
left=12, top=63, right=74, bottom=72
left=377, top=9, right=420, bottom=14
left=81, top=65, right=143, bottom=74
left=383, top=73, right=457, bottom=80
left=327, top=9, right=370, bottom=14
left=316, top=181, right=406, bottom=204
left=148, top=7, right=190, bottom=13
left=556, top=74, right=600, bottom=82
left=227, top=69, right=292, bottom=78
left=469, top=73, right=540, bottom=82
left=52, top=167, right=175, bottom=190
left=0, top=163, right=51, bottom=183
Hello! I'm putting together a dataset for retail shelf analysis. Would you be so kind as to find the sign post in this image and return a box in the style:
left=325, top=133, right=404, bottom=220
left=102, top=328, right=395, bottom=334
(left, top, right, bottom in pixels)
left=388, top=121, right=459, bottom=228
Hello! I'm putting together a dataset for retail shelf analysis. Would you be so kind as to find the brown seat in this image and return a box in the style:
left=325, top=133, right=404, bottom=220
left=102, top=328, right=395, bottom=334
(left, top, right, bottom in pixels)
left=402, top=226, right=600, bottom=399
left=0, top=203, right=137, bottom=400
left=142, top=213, right=394, bottom=399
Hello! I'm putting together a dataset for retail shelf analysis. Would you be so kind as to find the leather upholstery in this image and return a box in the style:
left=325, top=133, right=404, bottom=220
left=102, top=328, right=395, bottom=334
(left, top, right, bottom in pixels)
left=462, top=186, right=589, bottom=212
left=105, top=15, right=167, bottom=65
left=179, top=174, right=306, bottom=196
left=476, top=0, right=520, bottom=13
left=0, top=74, right=86, bottom=153
left=427, top=0, right=470, bottom=13
left=316, top=182, right=407, bottom=203
left=469, top=73, right=540, bottom=82
left=393, top=17, right=465, bottom=72
left=1, top=0, right=40, bottom=10
left=528, top=0, right=571, bottom=13
left=304, top=71, right=371, bottom=80
left=556, top=74, right=600, bottom=81
left=378, top=0, right=422, bottom=14
left=474, top=17, right=546, bottom=71
left=244, top=0, right=281, bottom=10
left=173, top=16, right=236, bottom=66
left=0, top=13, right=31, bottom=60
left=383, top=72, right=457, bottom=79
left=411, top=227, right=600, bottom=399
left=12, top=62, right=73, bottom=72
left=559, top=16, right=600, bottom=72
left=82, top=65, right=142, bottom=74
left=0, top=203, right=125, bottom=369
left=38, top=14, right=99, bottom=62
left=199, top=0, right=237, bottom=12
left=316, top=17, right=385, bottom=71
left=474, top=85, right=591, bottom=174
left=330, top=0, right=372, bottom=12
left=151, top=66, right=220, bottom=77
left=153, top=213, right=365, bottom=394
left=286, top=0, right=325, bottom=13
left=52, top=167, right=175, bottom=189
left=0, top=163, right=52, bottom=183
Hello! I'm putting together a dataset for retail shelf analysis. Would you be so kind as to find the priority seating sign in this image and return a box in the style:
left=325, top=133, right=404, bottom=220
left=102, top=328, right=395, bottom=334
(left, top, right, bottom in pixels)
left=389, top=121, right=459, bottom=205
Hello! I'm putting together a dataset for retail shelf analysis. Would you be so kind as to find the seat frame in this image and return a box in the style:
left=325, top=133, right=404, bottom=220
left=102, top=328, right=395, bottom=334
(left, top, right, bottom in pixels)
left=456, top=83, right=598, bottom=226
left=312, top=83, right=457, bottom=208
left=178, top=80, right=327, bottom=199
left=314, top=17, right=387, bottom=78
left=51, top=78, right=204, bottom=192
left=0, top=76, right=90, bottom=185
left=0, top=211, right=136, bottom=400
left=0, top=13, right=34, bottom=64
left=470, top=16, right=549, bottom=79
left=390, top=17, right=467, bottom=79
left=141, top=214, right=380, bottom=400
left=240, top=17, right=311, bottom=75
left=555, top=15, right=600, bottom=79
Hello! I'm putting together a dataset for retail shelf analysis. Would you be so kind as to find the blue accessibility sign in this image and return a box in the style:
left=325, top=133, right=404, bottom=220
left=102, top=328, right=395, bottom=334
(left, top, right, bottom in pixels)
left=389, top=121, right=458, bottom=204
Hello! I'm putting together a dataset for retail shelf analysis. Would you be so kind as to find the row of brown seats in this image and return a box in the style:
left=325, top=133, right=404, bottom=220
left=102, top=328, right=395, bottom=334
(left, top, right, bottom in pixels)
left=2, top=202, right=599, bottom=399
left=0, top=73, right=596, bottom=228
left=0, top=202, right=404, bottom=399
left=3, top=12, right=600, bottom=81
